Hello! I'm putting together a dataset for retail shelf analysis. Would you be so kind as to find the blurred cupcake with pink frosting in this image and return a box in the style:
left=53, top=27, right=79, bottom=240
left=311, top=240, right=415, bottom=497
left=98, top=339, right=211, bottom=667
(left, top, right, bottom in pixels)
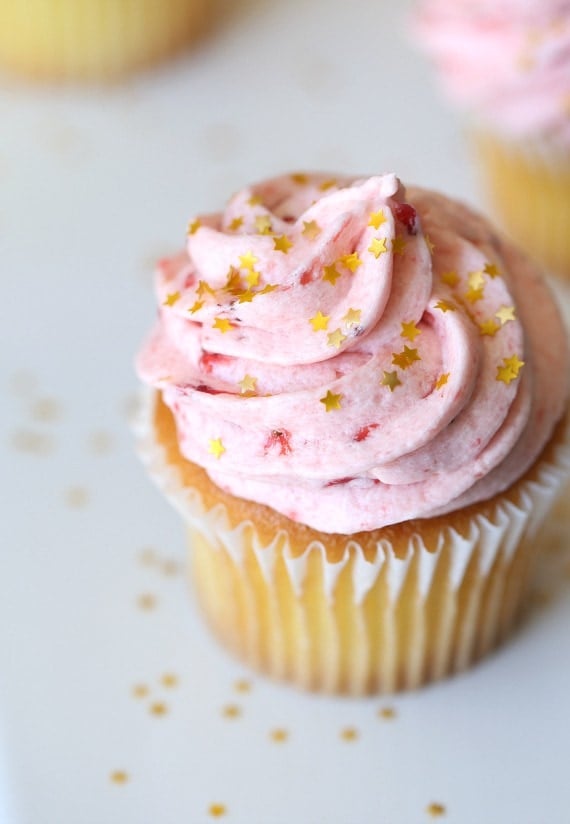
left=412, top=0, right=570, bottom=283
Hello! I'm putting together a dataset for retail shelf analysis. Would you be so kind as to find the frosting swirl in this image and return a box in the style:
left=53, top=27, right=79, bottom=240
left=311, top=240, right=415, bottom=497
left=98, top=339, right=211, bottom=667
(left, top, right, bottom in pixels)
left=412, top=0, right=570, bottom=145
left=137, top=173, right=568, bottom=533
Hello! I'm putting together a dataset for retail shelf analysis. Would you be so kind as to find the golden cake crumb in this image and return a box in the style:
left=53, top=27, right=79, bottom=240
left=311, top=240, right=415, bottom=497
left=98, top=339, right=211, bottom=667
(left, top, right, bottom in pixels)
left=64, top=486, right=89, bottom=508
left=426, top=802, right=446, bottom=817
left=269, top=728, right=289, bottom=743
left=161, top=673, right=179, bottom=688
left=11, top=429, right=54, bottom=456
left=222, top=704, right=242, bottom=719
left=377, top=707, right=397, bottom=720
left=132, top=684, right=149, bottom=699
left=30, top=397, right=61, bottom=423
left=340, top=727, right=359, bottom=742
left=110, top=770, right=129, bottom=784
left=208, top=803, right=227, bottom=817
left=149, top=701, right=168, bottom=717
left=233, top=679, right=252, bottom=694
left=136, top=593, right=158, bottom=611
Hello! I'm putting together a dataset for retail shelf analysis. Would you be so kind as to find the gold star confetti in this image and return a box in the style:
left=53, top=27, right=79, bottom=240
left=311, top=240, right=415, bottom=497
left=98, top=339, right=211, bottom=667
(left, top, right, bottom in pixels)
left=259, top=283, right=278, bottom=295
left=238, top=374, right=258, bottom=394
left=381, top=371, right=401, bottom=392
left=440, top=270, right=459, bottom=287
left=237, top=290, right=255, bottom=304
left=392, top=346, right=420, bottom=370
left=392, top=236, right=407, bottom=255
left=137, top=593, right=157, bottom=611
left=163, top=291, right=180, bottom=307
left=319, top=178, right=337, bottom=191
left=197, top=280, right=215, bottom=297
left=208, top=438, right=226, bottom=459
left=149, top=701, right=168, bottom=717
left=273, top=235, right=293, bottom=254
left=239, top=251, right=258, bottom=270
left=479, top=318, right=500, bottom=337
left=255, top=215, right=272, bottom=235
left=208, top=804, right=227, bottom=818
left=425, top=235, right=435, bottom=254
left=110, top=770, right=129, bottom=785
left=213, top=317, right=234, bottom=334
left=187, top=218, right=201, bottom=235
left=340, top=727, right=359, bottom=742
left=132, top=684, right=149, bottom=699
left=270, top=728, right=289, bottom=743
left=426, top=802, right=446, bottom=817
left=228, top=216, right=243, bottom=231
left=435, top=299, right=456, bottom=313
left=309, top=310, right=330, bottom=332
left=496, top=355, right=524, bottom=384
left=247, top=194, right=262, bottom=206
left=401, top=321, right=421, bottom=342
left=189, top=300, right=204, bottom=314
left=484, top=262, right=500, bottom=278
left=327, top=328, right=347, bottom=349
left=368, top=237, right=388, bottom=258
left=320, top=390, right=343, bottom=412
left=225, top=267, right=244, bottom=294
left=323, top=264, right=342, bottom=285
left=245, top=269, right=260, bottom=288
left=468, top=270, right=485, bottom=290
left=291, top=172, right=309, bottom=184
left=302, top=220, right=321, bottom=239
left=64, top=486, right=89, bottom=508
left=435, top=373, right=450, bottom=390
left=369, top=210, right=387, bottom=229
left=465, top=285, right=484, bottom=304
left=234, top=679, right=252, bottom=693
left=161, top=673, right=179, bottom=688
left=343, top=308, right=361, bottom=326
left=340, top=252, right=363, bottom=272
left=222, top=704, right=242, bottom=719
left=495, top=305, right=516, bottom=325
left=377, top=707, right=397, bottom=720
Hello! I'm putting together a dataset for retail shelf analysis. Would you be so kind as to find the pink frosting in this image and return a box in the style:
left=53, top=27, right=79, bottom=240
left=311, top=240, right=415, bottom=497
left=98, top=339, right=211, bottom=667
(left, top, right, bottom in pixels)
left=413, top=0, right=570, bottom=144
left=137, top=173, right=569, bottom=533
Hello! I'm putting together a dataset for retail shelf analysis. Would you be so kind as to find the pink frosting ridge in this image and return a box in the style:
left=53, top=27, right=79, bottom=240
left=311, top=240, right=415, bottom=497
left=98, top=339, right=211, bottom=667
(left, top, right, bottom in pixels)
left=137, top=173, right=569, bottom=534
left=412, top=0, right=570, bottom=144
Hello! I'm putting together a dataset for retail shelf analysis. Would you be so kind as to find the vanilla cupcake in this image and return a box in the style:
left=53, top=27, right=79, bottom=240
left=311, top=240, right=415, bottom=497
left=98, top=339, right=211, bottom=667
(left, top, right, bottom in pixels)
left=0, top=0, right=208, bottom=82
left=413, top=0, right=570, bottom=282
left=136, top=173, right=569, bottom=694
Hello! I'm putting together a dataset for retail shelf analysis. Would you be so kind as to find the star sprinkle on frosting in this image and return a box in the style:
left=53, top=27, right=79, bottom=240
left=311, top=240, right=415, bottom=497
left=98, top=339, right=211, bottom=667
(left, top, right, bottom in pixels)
left=320, top=390, right=343, bottom=411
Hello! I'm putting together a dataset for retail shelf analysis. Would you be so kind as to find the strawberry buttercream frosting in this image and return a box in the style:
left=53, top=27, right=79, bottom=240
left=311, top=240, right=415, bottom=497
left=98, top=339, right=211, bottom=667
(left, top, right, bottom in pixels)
left=137, top=173, right=569, bottom=533
left=412, top=0, right=570, bottom=144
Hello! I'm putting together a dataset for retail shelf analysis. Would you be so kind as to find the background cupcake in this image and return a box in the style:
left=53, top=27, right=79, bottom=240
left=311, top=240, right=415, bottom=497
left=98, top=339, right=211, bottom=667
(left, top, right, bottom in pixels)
left=137, top=172, right=570, bottom=695
left=0, top=0, right=209, bottom=82
left=412, top=0, right=570, bottom=282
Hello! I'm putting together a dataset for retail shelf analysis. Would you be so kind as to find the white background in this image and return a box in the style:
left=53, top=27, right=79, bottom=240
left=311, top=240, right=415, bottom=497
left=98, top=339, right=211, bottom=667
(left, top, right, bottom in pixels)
left=1, top=1, right=570, bottom=822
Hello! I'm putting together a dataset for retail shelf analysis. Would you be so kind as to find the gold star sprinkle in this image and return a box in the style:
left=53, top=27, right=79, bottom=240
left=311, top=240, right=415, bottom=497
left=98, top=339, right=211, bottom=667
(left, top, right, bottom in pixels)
left=237, top=290, right=255, bottom=304
left=368, top=210, right=387, bottom=229
left=392, top=236, right=407, bottom=256
left=273, top=234, right=293, bottom=254
left=187, top=218, right=201, bottom=235
left=163, top=291, right=180, bottom=307
left=245, top=269, right=260, bottom=288
left=238, top=374, right=257, bottom=394
left=340, top=727, right=359, bottom=742
left=309, top=310, right=330, bottom=331
left=234, top=679, right=252, bottom=693
left=209, top=438, right=226, bottom=459
left=327, top=328, right=347, bottom=349
left=259, top=283, right=278, bottom=295
left=468, top=270, right=485, bottom=290
left=239, top=251, right=258, bottom=270
left=228, top=216, right=243, bottom=231
left=132, top=684, right=149, bottom=699
left=319, top=178, right=337, bottom=191
left=136, top=593, right=157, bottom=611
left=341, top=252, right=363, bottom=272
left=225, top=267, right=244, bottom=294
left=479, top=318, right=500, bottom=337
left=377, top=707, right=397, bottom=720
left=149, top=701, right=168, bottom=717
left=381, top=371, right=401, bottom=392
left=401, top=321, right=421, bottom=342
left=213, top=317, right=234, bottom=334
left=495, top=305, right=516, bottom=325
left=320, top=390, right=343, bottom=412
left=440, top=270, right=459, bottom=287
left=426, top=802, right=446, bottom=817
left=465, top=285, right=484, bottom=304
left=496, top=355, right=524, bottom=384
left=323, top=264, right=342, bottom=285
left=368, top=237, right=388, bottom=258
left=208, top=804, right=227, bottom=818
left=247, top=194, right=262, bottom=206
left=484, top=262, right=500, bottom=278
left=392, top=346, right=420, bottom=370
left=255, top=215, right=272, bottom=234
left=161, top=673, right=179, bottom=688
left=343, top=308, right=361, bottom=326
left=435, top=299, right=456, bottom=313
left=302, top=220, right=321, bottom=240
left=291, top=172, right=309, bottom=184
left=110, top=771, right=129, bottom=785
left=270, top=728, right=289, bottom=743
left=222, top=704, right=242, bottom=719
left=197, top=280, right=215, bottom=297
left=189, top=300, right=204, bottom=314
left=435, top=373, right=450, bottom=390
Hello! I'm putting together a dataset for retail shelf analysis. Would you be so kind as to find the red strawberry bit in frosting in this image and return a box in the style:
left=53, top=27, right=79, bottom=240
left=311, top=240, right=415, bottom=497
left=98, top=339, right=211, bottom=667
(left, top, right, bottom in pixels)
left=264, top=429, right=293, bottom=456
left=354, top=424, right=380, bottom=442
left=393, top=202, right=418, bottom=235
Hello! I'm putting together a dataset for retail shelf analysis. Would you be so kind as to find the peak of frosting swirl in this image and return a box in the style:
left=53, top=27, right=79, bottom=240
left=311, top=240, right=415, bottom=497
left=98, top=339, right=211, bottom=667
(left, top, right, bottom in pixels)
left=137, top=173, right=569, bottom=533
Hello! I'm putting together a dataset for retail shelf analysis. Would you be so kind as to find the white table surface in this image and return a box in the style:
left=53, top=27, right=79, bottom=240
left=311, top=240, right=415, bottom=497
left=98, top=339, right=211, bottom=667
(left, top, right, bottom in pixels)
left=1, top=1, right=570, bottom=822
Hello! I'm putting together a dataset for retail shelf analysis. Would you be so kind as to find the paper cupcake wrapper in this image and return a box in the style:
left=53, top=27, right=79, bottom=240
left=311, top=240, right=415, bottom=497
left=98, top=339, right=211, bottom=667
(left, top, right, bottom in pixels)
left=136, top=393, right=570, bottom=694
left=473, top=130, right=570, bottom=281
left=0, top=0, right=208, bottom=81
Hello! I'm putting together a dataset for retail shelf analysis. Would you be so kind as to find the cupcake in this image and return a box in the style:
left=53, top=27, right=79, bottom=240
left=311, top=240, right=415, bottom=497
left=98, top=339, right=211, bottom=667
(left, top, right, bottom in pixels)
left=136, top=172, right=570, bottom=695
left=412, top=1, right=570, bottom=282
left=0, top=0, right=208, bottom=82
